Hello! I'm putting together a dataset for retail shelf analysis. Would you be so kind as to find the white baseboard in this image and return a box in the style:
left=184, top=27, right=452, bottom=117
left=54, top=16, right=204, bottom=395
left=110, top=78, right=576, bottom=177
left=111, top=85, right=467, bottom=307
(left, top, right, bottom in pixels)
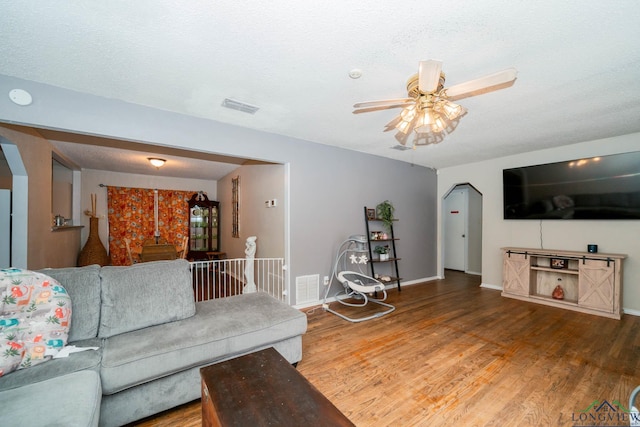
left=623, top=307, right=640, bottom=317
left=480, top=282, right=503, bottom=291
left=465, top=270, right=482, bottom=276
left=394, top=276, right=441, bottom=288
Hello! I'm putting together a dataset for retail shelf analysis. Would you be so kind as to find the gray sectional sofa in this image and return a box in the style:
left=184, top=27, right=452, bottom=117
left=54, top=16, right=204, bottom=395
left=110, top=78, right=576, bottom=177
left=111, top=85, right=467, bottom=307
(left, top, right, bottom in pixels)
left=0, top=259, right=307, bottom=426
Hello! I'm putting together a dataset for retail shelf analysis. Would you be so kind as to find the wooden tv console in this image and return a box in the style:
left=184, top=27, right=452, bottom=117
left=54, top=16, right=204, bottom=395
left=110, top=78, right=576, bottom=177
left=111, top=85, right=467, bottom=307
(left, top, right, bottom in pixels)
left=501, top=247, right=626, bottom=319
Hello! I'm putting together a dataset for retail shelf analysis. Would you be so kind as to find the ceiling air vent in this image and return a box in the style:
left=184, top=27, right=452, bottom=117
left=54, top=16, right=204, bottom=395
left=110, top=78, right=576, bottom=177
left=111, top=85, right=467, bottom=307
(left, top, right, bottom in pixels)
left=391, top=145, right=413, bottom=151
left=221, top=98, right=260, bottom=114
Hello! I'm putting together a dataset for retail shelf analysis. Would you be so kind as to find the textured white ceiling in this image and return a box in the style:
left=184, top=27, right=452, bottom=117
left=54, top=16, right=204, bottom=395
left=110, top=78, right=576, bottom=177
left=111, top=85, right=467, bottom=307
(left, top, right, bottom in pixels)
left=1, top=0, right=640, bottom=174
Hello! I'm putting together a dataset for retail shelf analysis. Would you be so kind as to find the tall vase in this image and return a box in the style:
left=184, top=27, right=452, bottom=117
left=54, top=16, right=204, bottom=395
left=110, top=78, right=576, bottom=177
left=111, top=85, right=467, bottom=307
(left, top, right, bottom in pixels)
left=78, top=217, right=111, bottom=266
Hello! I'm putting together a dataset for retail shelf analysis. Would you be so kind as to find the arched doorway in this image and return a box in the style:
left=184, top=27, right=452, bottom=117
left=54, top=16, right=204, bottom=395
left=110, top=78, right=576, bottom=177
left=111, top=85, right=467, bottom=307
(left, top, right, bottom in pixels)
left=442, top=183, right=482, bottom=275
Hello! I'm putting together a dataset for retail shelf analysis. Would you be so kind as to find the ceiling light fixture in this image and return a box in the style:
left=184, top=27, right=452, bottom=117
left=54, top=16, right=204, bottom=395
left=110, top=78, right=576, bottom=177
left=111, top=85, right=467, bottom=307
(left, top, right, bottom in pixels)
left=389, top=73, right=467, bottom=148
left=148, top=158, right=166, bottom=168
left=353, top=60, right=517, bottom=149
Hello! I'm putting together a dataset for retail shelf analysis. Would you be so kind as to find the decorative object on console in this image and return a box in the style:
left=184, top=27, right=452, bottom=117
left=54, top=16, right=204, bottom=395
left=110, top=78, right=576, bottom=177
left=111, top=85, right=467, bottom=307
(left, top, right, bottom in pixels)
left=588, top=244, right=598, bottom=253
left=78, top=193, right=110, bottom=266
left=552, top=285, right=564, bottom=300
left=550, top=258, right=568, bottom=269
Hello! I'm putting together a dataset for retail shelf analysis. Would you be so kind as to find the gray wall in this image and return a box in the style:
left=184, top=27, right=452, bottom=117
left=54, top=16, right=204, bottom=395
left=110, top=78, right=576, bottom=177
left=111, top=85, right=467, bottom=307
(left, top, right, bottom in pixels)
left=0, top=74, right=438, bottom=304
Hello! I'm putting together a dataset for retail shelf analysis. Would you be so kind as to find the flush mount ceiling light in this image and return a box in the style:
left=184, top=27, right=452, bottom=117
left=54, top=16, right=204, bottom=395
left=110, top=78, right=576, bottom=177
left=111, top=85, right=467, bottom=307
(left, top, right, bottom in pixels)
left=148, top=158, right=166, bottom=168
left=8, top=88, right=33, bottom=106
left=353, top=59, right=517, bottom=149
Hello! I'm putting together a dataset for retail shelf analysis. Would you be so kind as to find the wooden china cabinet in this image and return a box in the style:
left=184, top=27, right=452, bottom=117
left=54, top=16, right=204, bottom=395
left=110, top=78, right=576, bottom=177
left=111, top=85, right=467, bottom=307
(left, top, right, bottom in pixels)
left=187, top=192, right=220, bottom=261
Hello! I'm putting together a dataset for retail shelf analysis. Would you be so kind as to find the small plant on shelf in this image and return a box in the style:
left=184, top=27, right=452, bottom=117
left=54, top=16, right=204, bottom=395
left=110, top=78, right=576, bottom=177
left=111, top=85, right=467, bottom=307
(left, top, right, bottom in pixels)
left=374, top=245, right=391, bottom=261
left=376, top=200, right=395, bottom=233
left=374, top=245, right=390, bottom=254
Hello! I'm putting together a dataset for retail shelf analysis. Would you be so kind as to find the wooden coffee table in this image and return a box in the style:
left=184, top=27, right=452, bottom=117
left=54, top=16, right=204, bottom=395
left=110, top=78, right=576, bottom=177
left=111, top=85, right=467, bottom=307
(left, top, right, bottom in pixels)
left=200, top=347, right=354, bottom=426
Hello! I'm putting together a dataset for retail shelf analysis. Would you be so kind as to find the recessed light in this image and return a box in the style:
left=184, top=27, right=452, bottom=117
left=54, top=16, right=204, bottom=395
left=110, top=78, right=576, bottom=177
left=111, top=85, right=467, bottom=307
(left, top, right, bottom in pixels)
left=9, top=89, right=33, bottom=106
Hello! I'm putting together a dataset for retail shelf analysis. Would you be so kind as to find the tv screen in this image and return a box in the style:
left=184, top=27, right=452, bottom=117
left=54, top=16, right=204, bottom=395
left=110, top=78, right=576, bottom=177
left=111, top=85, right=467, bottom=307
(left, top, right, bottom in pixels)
left=503, top=151, right=640, bottom=219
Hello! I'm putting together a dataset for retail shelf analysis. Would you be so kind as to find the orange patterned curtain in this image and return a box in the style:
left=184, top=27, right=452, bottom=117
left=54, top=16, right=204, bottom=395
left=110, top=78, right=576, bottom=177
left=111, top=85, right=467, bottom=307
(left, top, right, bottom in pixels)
left=107, top=187, right=194, bottom=265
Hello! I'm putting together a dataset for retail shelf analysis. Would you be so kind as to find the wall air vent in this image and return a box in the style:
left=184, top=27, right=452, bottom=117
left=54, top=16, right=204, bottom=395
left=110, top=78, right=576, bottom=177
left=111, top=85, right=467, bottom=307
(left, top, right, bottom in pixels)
left=295, top=274, right=319, bottom=305
left=221, top=98, right=260, bottom=114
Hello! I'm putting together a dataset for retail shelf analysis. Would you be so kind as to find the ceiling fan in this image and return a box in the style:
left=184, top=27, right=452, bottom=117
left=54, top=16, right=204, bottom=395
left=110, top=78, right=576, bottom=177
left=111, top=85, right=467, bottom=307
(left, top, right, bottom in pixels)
left=353, top=60, right=517, bottom=147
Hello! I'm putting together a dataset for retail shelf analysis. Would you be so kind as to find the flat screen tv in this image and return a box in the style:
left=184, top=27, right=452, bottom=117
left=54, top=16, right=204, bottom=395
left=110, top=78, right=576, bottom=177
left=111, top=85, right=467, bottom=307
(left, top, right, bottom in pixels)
left=503, top=151, right=640, bottom=220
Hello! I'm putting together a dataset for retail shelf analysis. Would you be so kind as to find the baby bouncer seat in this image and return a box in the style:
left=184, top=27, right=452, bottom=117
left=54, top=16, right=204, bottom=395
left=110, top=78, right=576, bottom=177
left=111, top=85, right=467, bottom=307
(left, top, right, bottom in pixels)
left=323, top=235, right=395, bottom=323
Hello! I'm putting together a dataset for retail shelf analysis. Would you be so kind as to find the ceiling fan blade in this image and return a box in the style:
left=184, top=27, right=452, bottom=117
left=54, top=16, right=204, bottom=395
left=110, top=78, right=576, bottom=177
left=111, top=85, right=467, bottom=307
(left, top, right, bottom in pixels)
left=445, top=68, right=518, bottom=100
left=384, top=115, right=403, bottom=132
left=418, top=60, right=443, bottom=93
left=353, top=98, right=415, bottom=109
left=353, top=101, right=415, bottom=115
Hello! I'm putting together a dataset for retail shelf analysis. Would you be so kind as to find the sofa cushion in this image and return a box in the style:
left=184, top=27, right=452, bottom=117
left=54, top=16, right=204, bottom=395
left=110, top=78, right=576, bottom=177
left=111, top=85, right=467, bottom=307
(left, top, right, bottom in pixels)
left=0, top=338, right=102, bottom=392
left=0, top=370, right=102, bottom=427
left=99, top=292, right=307, bottom=394
left=0, top=269, right=71, bottom=376
left=98, top=259, right=195, bottom=338
left=38, top=265, right=101, bottom=342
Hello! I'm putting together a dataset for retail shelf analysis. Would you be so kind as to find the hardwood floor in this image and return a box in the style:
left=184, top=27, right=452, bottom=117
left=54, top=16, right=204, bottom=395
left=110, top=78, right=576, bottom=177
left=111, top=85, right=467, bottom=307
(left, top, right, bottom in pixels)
left=133, top=271, right=640, bottom=426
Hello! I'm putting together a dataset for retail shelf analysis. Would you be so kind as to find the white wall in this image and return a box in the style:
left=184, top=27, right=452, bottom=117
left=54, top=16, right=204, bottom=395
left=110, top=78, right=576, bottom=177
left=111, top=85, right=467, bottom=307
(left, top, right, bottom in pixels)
left=81, top=169, right=219, bottom=250
left=437, top=132, right=640, bottom=314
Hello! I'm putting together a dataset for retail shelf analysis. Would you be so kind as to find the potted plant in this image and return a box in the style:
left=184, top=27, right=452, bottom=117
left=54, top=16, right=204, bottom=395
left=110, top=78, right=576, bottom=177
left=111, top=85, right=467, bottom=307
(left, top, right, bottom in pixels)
left=376, top=200, right=395, bottom=233
left=374, top=245, right=390, bottom=261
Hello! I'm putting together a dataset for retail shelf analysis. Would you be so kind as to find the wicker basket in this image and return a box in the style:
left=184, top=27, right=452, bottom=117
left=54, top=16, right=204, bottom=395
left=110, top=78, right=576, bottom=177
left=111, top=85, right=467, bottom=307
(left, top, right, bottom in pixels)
left=78, top=217, right=111, bottom=266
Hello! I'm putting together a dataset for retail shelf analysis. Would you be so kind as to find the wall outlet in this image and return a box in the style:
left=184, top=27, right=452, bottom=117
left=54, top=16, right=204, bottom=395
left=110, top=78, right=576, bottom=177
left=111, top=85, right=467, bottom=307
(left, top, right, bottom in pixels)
left=323, top=275, right=329, bottom=285
left=265, top=200, right=270, bottom=208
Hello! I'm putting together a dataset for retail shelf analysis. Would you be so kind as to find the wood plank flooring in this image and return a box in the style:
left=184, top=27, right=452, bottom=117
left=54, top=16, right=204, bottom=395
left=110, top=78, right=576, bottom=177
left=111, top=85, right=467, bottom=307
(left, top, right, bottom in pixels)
left=132, top=270, right=640, bottom=426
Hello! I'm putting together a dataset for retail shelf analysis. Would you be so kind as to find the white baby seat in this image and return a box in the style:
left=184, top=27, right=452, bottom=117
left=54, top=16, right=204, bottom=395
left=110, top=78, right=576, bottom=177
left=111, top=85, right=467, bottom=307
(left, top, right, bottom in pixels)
left=327, top=271, right=395, bottom=323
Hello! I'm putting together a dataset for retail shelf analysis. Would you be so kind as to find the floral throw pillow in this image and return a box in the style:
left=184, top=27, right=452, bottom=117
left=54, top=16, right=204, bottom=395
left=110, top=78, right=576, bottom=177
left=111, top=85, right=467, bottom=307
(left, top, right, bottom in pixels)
left=0, top=268, right=72, bottom=377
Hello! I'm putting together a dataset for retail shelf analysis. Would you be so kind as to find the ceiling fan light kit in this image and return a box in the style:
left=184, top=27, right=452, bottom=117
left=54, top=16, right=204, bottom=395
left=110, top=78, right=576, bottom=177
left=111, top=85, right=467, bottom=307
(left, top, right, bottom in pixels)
left=354, top=60, right=517, bottom=149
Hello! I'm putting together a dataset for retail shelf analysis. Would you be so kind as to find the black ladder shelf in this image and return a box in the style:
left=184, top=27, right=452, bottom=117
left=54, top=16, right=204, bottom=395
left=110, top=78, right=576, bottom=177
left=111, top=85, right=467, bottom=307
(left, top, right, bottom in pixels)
left=363, top=206, right=401, bottom=291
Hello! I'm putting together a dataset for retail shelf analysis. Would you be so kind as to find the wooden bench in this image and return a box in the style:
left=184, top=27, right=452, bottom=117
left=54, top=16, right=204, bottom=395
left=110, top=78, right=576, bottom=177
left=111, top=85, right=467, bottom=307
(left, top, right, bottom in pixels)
left=200, top=347, right=354, bottom=427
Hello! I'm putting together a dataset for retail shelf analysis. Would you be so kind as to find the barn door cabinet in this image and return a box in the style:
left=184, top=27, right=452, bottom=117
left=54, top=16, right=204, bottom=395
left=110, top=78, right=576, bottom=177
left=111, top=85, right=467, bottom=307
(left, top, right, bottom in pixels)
left=501, top=247, right=625, bottom=319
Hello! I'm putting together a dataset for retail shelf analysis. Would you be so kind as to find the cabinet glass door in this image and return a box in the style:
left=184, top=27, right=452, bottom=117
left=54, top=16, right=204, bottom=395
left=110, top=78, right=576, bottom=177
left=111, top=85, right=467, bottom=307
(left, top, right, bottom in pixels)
left=190, top=204, right=210, bottom=252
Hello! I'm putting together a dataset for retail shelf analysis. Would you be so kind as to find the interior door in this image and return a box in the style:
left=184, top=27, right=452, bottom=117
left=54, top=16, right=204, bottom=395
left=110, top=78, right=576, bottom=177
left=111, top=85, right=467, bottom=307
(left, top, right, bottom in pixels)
left=444, top=189, right=466, bottom=271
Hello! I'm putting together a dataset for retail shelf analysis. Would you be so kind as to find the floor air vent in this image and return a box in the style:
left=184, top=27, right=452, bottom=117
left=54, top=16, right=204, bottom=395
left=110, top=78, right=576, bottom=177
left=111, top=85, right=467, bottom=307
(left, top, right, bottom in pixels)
left=295, top=274, right=319, bottom=305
